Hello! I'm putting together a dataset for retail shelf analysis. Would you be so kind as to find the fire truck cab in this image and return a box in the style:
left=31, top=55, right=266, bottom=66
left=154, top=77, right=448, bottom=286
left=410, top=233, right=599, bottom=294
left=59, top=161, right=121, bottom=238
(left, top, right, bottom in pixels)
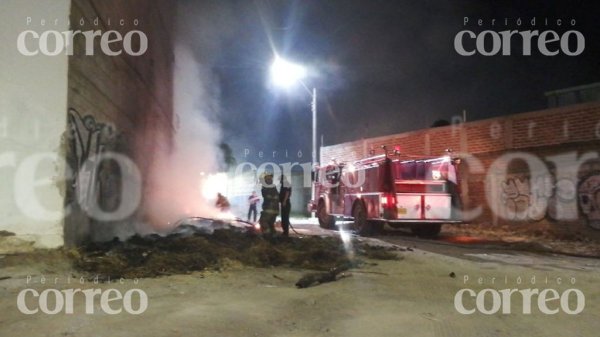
left=309, top=148, right=462, bottom=237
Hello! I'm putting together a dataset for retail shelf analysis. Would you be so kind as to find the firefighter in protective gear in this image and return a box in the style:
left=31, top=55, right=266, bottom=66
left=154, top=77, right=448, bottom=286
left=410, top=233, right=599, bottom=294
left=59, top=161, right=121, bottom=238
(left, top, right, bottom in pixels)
left=215, top=193, right=230, bottom=212
left=259, top=172, right=279, bottom=236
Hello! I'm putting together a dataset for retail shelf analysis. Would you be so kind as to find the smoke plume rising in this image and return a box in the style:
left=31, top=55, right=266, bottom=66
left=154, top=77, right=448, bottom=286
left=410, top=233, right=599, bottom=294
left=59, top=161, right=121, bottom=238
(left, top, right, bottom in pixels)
left=141, top=1, right=234, bottom=231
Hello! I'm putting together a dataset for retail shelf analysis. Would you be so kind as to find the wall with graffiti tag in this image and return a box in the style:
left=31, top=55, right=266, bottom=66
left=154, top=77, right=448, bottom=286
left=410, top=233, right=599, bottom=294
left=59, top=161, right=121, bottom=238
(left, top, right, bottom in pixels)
left=322, top=101, right=600, bottom=235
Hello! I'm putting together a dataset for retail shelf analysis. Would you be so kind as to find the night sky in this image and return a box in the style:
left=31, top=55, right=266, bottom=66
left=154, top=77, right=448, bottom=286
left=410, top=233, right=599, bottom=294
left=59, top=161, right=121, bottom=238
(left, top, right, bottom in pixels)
left=184, top=0, right=600, bottom=165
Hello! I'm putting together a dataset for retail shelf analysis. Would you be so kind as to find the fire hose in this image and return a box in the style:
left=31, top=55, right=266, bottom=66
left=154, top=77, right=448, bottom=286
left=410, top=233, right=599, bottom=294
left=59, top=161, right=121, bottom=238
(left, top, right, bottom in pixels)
left=288, top=221, right=302, bottom=237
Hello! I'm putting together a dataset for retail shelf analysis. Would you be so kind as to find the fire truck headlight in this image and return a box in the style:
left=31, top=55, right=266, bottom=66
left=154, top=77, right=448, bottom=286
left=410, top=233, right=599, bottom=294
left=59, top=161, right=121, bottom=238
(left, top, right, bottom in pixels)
left=432, top=170, right=441, bottom=180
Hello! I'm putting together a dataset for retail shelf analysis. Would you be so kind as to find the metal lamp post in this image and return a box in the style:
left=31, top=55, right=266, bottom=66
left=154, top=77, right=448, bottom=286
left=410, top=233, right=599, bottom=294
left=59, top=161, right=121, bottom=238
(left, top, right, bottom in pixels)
left=270, top=57, right=318, bottom=215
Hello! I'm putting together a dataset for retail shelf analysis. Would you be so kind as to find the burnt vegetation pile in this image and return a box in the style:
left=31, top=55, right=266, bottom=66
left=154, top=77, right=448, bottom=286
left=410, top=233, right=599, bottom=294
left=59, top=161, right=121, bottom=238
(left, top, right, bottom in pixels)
left=73, top=230, right=400, bottom=279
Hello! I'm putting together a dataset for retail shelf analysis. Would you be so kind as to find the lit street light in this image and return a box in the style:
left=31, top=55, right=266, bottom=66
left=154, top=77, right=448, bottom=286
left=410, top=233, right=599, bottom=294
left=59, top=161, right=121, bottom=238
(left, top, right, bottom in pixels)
left=270, top=56, right=318, bottom=215
left=270, top=57, right=307, bottom=89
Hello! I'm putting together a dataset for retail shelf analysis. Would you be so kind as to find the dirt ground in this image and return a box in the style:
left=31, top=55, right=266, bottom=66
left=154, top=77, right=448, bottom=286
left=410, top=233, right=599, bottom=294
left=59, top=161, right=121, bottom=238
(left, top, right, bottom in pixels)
left=442, top=223, right=600, bottom=257
left=1, top=233, right=599, bottom=337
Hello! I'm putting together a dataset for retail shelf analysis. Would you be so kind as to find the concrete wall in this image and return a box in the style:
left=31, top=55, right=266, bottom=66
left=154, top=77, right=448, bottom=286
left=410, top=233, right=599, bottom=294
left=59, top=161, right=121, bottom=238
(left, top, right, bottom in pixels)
left=321, top=102, right=600, bottom=235
left=64, top=0, right=176, bottom=245
left=0, top=0, right=185, bottom=250
left=0, top=0, right=71, bottom=250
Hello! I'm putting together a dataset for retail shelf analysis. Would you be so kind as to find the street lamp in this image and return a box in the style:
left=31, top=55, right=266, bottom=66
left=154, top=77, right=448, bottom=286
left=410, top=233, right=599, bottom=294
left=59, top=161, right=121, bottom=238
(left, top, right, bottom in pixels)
left=269, top=56, right=318, bottom=215
left=270, top=57, right=307, bottom=89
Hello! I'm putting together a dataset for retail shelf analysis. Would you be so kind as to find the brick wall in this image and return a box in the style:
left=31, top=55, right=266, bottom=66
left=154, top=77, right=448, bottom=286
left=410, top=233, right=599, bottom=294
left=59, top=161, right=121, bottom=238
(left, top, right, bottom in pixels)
left=64, top=0, right=175, bottom=244
left=321, top=102, right=600, bottom=235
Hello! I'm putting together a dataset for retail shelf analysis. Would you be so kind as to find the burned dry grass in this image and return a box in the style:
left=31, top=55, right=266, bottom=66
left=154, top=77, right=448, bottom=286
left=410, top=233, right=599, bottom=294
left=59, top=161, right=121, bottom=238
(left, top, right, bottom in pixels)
left=73, top=230, right=401, bottom=279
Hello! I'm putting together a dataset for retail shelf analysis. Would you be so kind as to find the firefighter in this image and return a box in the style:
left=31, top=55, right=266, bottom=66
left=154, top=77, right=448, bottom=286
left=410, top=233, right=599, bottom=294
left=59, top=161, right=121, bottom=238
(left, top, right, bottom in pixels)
left=215, top=193, right=230, bottom=212
left=247, top=191, right=260, bottom=222
left=279, top=175, right=292, bottom=237
left=258, top=172, right=279, bottom=236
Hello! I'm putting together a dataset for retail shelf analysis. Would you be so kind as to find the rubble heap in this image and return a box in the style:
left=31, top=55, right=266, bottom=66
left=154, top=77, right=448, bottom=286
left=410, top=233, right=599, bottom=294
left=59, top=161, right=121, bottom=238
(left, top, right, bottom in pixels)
left=73, top=229, right=400, bottom=280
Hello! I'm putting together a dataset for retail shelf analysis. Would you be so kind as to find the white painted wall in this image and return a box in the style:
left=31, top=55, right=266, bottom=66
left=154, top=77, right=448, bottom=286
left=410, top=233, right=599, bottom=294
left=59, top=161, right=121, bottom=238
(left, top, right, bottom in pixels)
left=0, top=0, right=71, bottom=249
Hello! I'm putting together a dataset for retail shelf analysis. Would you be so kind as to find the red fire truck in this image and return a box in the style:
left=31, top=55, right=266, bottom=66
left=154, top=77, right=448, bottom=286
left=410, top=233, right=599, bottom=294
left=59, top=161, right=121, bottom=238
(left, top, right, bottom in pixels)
left=309, top=147, right=462, bottom=237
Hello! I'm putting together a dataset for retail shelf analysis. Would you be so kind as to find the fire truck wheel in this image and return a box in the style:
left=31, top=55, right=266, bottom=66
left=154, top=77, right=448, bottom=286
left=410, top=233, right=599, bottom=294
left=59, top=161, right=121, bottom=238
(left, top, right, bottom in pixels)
left=411, top=224, right=442, bottom=238
left=317, top=200, right=336, bottom=229
left=352, top=202, right=371, bottom=236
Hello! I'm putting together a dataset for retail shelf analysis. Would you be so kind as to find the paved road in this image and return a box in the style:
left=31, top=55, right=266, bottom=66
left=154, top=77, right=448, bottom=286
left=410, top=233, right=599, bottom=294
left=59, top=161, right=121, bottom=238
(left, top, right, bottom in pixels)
left=288, top=219, right=600, bottom=272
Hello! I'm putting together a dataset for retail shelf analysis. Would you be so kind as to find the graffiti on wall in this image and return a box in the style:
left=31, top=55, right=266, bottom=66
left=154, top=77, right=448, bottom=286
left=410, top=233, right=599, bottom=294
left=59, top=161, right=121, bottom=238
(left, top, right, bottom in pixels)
left=66, top=108, right=119, bottom=212
left=500, top=172, right=600, bottom=229
left=578, top=173, right=600, bottom=230
left=500, top=175, right=555, bottom=221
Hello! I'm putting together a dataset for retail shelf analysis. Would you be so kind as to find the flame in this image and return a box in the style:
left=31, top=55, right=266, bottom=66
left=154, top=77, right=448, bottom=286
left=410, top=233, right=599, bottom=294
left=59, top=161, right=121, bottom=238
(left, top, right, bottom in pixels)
left=201, top=173, right=229, bottom=199
left=217, top=211, right=236, bottom=221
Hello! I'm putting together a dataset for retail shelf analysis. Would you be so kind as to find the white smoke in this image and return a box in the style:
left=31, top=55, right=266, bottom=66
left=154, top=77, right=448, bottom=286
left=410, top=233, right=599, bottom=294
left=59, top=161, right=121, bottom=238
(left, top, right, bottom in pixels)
left=140, top=1, right=235, bottom=231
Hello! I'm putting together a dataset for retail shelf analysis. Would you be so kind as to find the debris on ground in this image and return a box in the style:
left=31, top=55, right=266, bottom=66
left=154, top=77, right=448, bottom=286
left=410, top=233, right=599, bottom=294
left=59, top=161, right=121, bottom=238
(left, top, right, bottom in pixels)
left=0, top=235, right=36, bottom=254
left=73, top=224, right=403, bottom=281
left=295, top=268, right=352, bottom=288
left=444, top=223, right=600, bottom=257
